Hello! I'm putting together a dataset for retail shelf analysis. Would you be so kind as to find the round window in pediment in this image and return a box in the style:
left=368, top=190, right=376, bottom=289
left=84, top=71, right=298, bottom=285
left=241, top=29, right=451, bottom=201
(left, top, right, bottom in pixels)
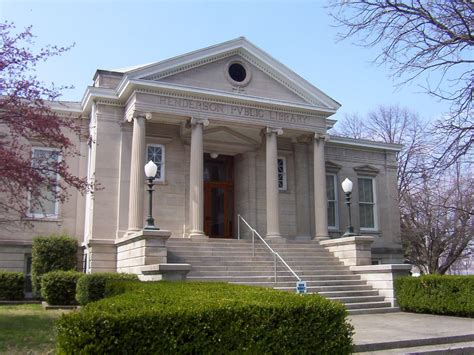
left=229, top=63, right=246, bottom=82
left=225, top=60, right=251, bottom=87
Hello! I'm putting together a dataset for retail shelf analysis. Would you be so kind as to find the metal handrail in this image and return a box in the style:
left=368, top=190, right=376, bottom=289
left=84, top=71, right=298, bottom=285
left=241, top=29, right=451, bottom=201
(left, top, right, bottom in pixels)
left=237, top=214, right=301, bottom=282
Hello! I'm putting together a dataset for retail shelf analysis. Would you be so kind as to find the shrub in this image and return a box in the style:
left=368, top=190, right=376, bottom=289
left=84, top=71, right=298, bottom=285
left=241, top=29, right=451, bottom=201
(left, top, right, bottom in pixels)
left=56, top=282, right=354, bottom=354
left=41, top=270, right=83, bottom=305
left=395, top=275, right=474, bottom=317
left=32, top=235, right=78, bottom=294
left=76, top=273, right=139, bottom=305
left=0, top=271, right=25, bottom=300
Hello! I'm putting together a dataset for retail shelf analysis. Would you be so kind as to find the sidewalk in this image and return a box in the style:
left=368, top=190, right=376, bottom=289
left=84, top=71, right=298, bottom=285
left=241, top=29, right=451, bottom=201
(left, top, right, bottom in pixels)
left=350, top=312, right=474, bottom=353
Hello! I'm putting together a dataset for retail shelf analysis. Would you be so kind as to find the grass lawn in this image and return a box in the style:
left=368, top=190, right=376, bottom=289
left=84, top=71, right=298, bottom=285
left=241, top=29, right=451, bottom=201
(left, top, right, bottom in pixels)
left=0, top=304, right=68, bottom=355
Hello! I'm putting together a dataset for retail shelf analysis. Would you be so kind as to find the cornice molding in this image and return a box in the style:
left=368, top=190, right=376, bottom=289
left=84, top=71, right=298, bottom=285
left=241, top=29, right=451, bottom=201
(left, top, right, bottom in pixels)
left=325, top=160, right=342, bottom=173
left=328, top=135, right=403, bottom=152
left=354, top=164, right=380, bottom=176
left=117, top=38, right=340, bottom=110
left=131, top=84, right=328, bottom=117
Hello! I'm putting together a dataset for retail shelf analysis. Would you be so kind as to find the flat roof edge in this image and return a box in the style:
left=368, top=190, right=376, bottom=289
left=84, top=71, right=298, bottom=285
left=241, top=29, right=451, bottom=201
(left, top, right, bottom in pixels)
left=329, top=135, right=403, bottom=152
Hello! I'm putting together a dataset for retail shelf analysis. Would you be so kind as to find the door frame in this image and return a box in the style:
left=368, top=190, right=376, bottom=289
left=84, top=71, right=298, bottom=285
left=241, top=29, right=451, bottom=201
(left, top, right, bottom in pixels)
left=203, top=154, right=234, bottom=238
left=204, top=181, right=234, bottom=238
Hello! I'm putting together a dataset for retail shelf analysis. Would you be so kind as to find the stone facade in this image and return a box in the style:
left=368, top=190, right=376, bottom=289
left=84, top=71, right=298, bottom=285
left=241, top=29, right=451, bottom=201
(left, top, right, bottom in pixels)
left=0, top=38, right=404, bottom=276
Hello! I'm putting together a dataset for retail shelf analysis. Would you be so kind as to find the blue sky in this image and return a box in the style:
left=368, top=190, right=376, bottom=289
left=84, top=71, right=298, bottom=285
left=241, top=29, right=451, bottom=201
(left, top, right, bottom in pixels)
left=1, top=0, right=451, bottom=126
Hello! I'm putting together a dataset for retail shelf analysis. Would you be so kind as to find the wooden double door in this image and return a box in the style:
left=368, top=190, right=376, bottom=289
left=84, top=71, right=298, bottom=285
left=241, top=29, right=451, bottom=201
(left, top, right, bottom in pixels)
left=204, top=154, right=234, bottom=238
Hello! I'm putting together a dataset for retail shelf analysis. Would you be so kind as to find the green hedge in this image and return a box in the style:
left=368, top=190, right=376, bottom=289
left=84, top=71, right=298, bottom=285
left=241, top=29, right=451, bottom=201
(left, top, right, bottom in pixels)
left=0, top=271, right=25, bottom=300
left=56, top=282, right=354, bottom=354
left=395, top=275, right=474, bottom=317
left=76, top=273, right=139, bottom=305
left=41, top=270, right=83, bottom=305
left=32, top=235, right=78, bottom=294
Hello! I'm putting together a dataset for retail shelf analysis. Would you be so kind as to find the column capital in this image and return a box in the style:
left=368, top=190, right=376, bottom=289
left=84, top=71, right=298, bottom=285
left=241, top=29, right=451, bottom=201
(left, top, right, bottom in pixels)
left=126, top=111, right=152, bottom=122
left=314, top=132, right=329, bottom=142
left=265, top=127, right=283, bottom=136
left=189, top=117, right=209, bottom=127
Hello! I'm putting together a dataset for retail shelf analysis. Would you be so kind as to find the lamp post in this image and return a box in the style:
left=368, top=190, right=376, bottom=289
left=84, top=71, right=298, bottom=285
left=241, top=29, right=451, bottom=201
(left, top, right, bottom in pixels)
left=144, top=160, right=159, bottom=230
left=341, top=178, right=356, bottom=237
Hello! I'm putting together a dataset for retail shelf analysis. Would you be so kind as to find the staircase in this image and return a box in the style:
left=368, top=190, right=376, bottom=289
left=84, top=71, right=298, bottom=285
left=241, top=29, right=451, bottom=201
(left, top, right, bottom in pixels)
left=167, top=238, right=399, bottom=315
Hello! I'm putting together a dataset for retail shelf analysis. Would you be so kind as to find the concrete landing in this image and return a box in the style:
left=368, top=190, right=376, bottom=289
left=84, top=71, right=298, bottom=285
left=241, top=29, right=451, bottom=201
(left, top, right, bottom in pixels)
left=351, top=312, right=474, bottom=353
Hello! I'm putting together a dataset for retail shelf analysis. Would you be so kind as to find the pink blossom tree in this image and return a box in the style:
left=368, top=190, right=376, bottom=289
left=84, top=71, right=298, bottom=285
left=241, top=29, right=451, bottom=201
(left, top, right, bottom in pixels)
left=0, top=22, right=90, bottom=227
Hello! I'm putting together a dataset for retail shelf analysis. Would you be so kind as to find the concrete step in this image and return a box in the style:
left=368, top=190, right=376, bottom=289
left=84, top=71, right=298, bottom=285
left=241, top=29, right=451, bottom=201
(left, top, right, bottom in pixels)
left=168, top=238, right=323, bottom=245
left=354, top=335, right=474, bottom=353
left=169, top=257, right=342, bottom=266
left=189, top=265, right=349, bottom=272
left=169, top=250, right=334, bottom=258
left=318, top=290, right=380, bottom=298
left=354, top=340, right=474, bottom=354
left=191, top=274, right=361, bottom=284
left=168, top=237, right=394, bottom=316
left=277, top=274, right=362, bottom=281
left=188, top=269, right=354, bottom=277
left=168, top=251, right=332, bottom=258
left=343, top=301, right=392, bottom=310
left=228, top=281, right=363, bottom=289
left=274, top=280, right=369, bottom=288
left=168, top=245, right=327, bottom=252
left=348, top=307, right=400, bottom=315
left=169, top=254, right=338, bottom=262
left=168, top=245, right=326, bottom=252
left=326, top=295, right=386, bottom=304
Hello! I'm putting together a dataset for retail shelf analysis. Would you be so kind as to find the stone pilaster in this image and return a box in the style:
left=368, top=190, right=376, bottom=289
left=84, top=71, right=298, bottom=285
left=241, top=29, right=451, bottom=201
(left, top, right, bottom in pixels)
left=313, top=132, right=329, bottom=240
left=127, top=113, right=151, bottom=232
left=265, top=127, right=283, bottom=239
left=293, top=136, right=312, bottom=240
left=188, top=117, right=209, bottom=238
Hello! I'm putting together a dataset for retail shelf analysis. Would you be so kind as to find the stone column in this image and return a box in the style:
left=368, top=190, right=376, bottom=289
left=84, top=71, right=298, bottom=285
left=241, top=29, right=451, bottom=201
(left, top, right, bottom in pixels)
left=265, top=127, right=283, bottom=239
left=189, top=117, right=209, bottom=238
left=127, top=113, right=150, bottom=232
left=246, top=151, right=257, bottom=229
left=293, top=137, right=312, bottom=240
left=313, top=132, right=329, bottom=240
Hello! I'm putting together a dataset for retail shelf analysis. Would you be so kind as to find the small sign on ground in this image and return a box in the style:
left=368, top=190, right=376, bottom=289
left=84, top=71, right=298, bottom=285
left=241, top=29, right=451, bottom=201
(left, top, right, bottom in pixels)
left=296, top=280, right=307, bottom=294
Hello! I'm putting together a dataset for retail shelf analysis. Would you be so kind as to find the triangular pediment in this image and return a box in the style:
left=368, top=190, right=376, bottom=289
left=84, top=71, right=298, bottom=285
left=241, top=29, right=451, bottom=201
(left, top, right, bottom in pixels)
left=325, top=160, right=342, bottom=173
left=150, top=54, right=312, bottom=105
left=203, top=126, right=260, bottom=147
left=117, top=38, right=340, bottom=111
left=180, top=125, right=260, bottom=155
left=353, top=165, right=379, bottom=176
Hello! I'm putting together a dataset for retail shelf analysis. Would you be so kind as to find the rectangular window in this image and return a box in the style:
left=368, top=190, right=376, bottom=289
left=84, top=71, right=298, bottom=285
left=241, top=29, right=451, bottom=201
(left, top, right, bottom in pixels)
left=277, top=157, right=287, bottom=191
left=146, top=144, right=165, bottom=182
left=358, top=177, right=376, bottom=229
left=326, top=174, right=338, bottom=228
left=28, top=148, right=60, bottom=218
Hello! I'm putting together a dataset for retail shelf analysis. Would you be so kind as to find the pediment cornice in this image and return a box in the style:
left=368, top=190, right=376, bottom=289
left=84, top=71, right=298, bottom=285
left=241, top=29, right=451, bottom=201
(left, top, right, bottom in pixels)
left=325, top=160, right=342, bottom=173
left=353, top=164, right=380, bottom=176
left=116, top=38, right=340, bottom=112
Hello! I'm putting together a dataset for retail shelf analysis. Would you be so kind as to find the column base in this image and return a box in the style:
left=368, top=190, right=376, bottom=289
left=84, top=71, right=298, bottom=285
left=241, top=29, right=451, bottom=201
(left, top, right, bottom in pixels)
left=314, top=235, right=330, bottom=241
left=266, top=234, right=284, bottom=242
left=189, top=231, right=208, bottom=239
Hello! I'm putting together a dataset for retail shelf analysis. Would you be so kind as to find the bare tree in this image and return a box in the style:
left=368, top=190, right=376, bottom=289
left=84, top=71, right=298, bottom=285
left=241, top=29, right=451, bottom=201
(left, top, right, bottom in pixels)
left=333, top=105, right=473, bottom=274
left=332, top=105, right=430, bottom=200
left=402, top=164, right=473, bottom=274
left=328, top=0, right=473, bottom=169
